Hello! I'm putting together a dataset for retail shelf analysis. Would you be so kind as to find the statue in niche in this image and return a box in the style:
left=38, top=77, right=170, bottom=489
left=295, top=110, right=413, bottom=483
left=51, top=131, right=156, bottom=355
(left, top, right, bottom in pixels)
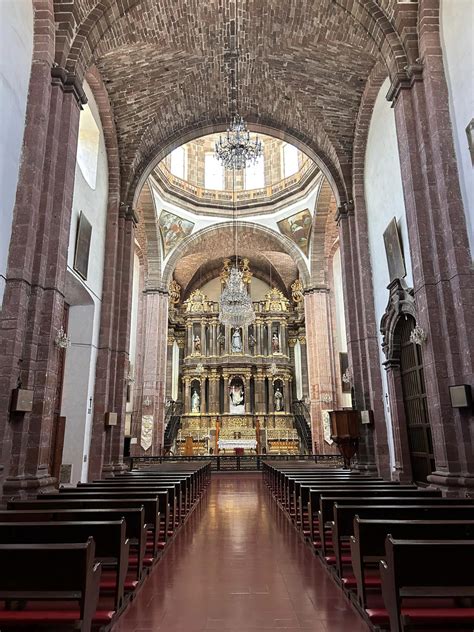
left=193, top=334, right=201, bottom=354
left=274, top=387, right=284, bottom=412
left=230, top=383, right=244, bottom=407
left=231, top=328, right=243, bottom=353
left=272, top=332, right=280, bottom=353
left=191, top=389, right=200, bottom=413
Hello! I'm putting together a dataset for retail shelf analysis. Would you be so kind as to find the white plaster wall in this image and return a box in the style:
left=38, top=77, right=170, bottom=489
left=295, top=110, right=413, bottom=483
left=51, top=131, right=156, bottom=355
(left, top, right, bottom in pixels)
left=365, top=77, right=414, bottom=473
left=332, top=248, right=351, bottom=407
left=61, top=81, right=109, bottom=484
left=0, top=0, right=34, bottom=302
left=127, top=252, right=141, bottom=413
left=440, top=0, right=474, bottom=256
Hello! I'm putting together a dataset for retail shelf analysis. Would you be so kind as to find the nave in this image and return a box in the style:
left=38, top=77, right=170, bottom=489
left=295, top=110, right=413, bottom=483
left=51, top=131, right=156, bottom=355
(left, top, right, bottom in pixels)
left=113, top=474, right=368, bottom=632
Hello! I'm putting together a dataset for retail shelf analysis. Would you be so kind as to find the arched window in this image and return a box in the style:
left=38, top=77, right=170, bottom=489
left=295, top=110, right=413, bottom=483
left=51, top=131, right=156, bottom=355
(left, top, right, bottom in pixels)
left=204, top=153, right=224, bottom=190
left=282, top=143, right=299, bottom=179
left=170, top=146, right=186, bottom=180
left=245, top=154, right=265, bottom=189
left=76, top=104, right=100, bottom=189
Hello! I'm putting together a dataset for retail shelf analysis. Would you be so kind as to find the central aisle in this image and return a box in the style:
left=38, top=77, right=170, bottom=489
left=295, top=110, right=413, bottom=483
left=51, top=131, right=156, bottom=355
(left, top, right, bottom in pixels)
left=113, top=474, right=369, bottom=631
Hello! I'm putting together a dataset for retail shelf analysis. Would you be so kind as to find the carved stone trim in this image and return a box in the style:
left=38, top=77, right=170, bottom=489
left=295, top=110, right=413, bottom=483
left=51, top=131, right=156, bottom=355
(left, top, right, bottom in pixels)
left=380, top=278, right=417, bottom=364
left=51, top=66, right=88, bottom=106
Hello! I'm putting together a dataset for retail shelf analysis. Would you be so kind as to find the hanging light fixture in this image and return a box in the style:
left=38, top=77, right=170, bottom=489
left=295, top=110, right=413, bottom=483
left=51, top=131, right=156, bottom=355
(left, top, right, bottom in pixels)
left=218, top=166, right=255, bottom=327
left=214, top=0, right=262, bottom=171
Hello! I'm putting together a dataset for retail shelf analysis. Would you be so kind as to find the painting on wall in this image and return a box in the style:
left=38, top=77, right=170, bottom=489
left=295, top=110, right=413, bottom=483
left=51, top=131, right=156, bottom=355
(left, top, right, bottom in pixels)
left=73, top=211, right=92, bottom=280
left=277, top=209, right=312, bottom=256
left=159, top=210, right=194, bottom=257
left=383, top=217, right=406, bottom=282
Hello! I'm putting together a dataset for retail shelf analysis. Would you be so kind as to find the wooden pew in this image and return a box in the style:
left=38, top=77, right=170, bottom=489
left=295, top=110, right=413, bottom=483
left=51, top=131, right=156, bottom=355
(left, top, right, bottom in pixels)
left=349, top=518, right=474, bottom=609
left=9, top=497, right=161, bottom=562
left=55, top=490, right=170, bottom=544
left=0, top=520, right=129, bottom=612
left=0, top=539, right=104, bottom=632
left=317, top=487, right=440, bottom=555
left=330, top=503, right=474, bottom=577
left=0, top=507, right=147, bottom=580
left=377, top=538, right=474, bottom=632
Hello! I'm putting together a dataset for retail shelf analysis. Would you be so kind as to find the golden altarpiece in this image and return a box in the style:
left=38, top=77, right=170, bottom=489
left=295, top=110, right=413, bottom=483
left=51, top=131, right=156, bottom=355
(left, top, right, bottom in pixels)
left=166, top=262, right=308, bottom=455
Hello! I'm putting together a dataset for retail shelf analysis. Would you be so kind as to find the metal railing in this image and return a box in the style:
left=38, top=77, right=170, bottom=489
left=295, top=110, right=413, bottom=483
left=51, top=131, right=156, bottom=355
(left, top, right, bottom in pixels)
left=163, top=400, right=183, bottom=451
left=292, top=400, right=313, bottom=453
left=125, top=453, right=343, bottom=472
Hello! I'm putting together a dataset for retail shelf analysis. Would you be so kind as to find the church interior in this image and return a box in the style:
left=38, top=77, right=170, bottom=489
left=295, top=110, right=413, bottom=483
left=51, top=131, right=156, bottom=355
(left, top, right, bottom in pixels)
left=0, top=0, right=473, bottom=630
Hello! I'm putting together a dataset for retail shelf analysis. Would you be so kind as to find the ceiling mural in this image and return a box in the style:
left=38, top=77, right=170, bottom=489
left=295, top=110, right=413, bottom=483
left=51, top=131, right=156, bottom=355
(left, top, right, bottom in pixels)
left=159, top=210, right=194, bottom=258
left=277, top=209, right=312, bottom=256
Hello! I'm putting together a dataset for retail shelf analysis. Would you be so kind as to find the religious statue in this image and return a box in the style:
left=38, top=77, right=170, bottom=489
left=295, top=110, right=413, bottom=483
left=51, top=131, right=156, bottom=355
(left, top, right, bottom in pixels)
left=193, top=334, right=201, bottom=354
left=220, top=258, right=232, bottom=286
left=272, top=332, right=280, bottom=353
left=240, top=257, right=253, bottom=285
left=191, top=389, right=200, bottom=413
left=274, top=387, right=283, bottom=412
left=291, top=278, right=304, bottom=304
left=230, top=383, right=244, bottom=406
left=231, top=328, right=243, bottom=353
left=169, top=278, right=181, bottom=305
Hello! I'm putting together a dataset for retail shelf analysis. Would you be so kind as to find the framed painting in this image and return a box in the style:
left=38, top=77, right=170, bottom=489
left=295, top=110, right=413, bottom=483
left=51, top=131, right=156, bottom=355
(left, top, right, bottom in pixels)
left=277, top=208, right=312, bottom=256
left=73, top=211, right=92, bottom=280
left=159, top=210, right=194, bottom=257
left=383, top=217, right=406, bottom=282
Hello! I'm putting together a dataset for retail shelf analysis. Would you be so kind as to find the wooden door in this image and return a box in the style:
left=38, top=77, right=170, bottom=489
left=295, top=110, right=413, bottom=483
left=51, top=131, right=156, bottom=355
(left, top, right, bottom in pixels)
left=398, top=316, right=435, bottom=484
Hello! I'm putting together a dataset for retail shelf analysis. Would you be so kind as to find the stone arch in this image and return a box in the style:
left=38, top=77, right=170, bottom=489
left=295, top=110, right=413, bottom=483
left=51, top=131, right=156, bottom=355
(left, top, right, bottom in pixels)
left=135, top=181, right=161, bottom=289
left=380, top=279, right=417, bottom=365
left=131, top=122, right=345, bottom=211
left=310, top=178, right=338, bottom=287
left=161, top=222, right=311, bottom=291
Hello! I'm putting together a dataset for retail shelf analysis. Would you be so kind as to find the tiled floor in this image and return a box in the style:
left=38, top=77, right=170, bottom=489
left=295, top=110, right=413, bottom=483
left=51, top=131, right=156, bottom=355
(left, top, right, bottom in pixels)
left=112, top=474, right=369, bottom=632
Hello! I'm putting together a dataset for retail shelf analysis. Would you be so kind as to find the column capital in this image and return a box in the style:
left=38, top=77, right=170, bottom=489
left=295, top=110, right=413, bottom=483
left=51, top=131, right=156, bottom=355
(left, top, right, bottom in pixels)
left=51, top=66, right=88, bottom=106
left=303, top=285, right=329, bottom=295
left=386, top=64, right=424, bottom=103
left=119, top=203, right=139, bottom=225
left=144, top=286, right=169, bottom=296
left=335, top=200, right=354, bottom=224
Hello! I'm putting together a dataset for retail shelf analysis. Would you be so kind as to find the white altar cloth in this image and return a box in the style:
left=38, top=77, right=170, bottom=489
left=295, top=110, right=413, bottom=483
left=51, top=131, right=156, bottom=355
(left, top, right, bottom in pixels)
left=218, top=439, right=257, bottom=450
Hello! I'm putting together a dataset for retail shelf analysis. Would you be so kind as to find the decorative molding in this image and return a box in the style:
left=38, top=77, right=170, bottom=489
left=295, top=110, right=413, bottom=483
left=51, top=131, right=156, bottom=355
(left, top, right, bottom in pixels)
left=119, top=203, right=139, bottom=225
left=380, top=278, right=417, bottom=367
left=51, top=66, right=88, bottom=106
left=386, top=64, right=424, bottom=103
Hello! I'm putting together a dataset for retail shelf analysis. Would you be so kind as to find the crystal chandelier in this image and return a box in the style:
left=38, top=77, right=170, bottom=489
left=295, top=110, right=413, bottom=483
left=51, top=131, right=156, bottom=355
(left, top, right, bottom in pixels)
left=219, top=265, right=255, bottom=327
left=215, top=114, right=262, bottom=171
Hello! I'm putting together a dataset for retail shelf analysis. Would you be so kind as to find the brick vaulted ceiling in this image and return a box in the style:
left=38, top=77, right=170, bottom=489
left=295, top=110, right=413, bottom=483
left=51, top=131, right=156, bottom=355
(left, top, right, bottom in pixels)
left=53, top=0, right=412, bottom=206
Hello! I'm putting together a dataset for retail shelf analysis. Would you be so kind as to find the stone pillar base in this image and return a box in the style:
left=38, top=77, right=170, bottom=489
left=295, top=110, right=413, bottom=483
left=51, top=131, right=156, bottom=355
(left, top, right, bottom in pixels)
left=2, top=474, right=57, bottom=503
left=102, top=462, right=129, bottom=477
left=428, top=471, right=474, bottom=497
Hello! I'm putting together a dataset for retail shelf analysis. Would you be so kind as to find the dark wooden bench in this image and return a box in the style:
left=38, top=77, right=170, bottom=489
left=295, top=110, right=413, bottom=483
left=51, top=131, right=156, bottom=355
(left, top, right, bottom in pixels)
left=376, top=538, right=474, bottom=631
left=317, top=491, right=445, bottom=552
left=55, top=490, right=170, bottom=544
left=349, top=518, right=474, bottom=609
left=0, top=507, right=148, bottom=579
left=330, top=503, right=474, bottom=577
left=0, top=539, right=104, bottom=631
left=0, top=520, right=130, bottom=612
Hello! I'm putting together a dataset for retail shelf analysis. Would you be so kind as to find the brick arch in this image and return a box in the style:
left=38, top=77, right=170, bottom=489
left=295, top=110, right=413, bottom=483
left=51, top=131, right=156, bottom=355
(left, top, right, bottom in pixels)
left=161, top=222, right=311, bottom=291
left=135, top=180, right=161, bottom=288
left=50, top=0, right=413, bottom=215
left=32, top=0, right=55, bottom=65
left=131, top=121, right=345, bottom=210
left=310, top=178, right=338, bottom=287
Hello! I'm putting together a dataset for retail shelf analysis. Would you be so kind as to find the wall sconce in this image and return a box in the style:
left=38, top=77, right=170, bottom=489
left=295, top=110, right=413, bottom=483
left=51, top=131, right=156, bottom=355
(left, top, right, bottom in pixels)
left=54, top=327, right=71, bottom=349
left=409, top=324, right=427, bottom=346
left=449, top=384, right=472, bottom=409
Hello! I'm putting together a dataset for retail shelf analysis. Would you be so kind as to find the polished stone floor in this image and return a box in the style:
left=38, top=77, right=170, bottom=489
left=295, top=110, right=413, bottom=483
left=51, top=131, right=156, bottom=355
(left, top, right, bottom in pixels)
left=112, top=474, right=369, bottom=631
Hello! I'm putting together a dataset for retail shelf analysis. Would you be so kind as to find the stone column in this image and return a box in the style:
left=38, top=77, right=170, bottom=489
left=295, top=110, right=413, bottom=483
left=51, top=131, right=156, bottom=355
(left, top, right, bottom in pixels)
left=299, top=335, right=309, bottom=398
left=100, top=206, right=137, bottom=476
left=0, top=67, right=86, bottom=499
left=201, top=319, right=206, bottom=357
left=304, top=288, right=337, bottom=454
left=391, top=63, right=474, bottom=491
left=255, top=373, right=265, bottom=415
left=186, top=323, right=193, bottom=358
left=140, top=289, right=169, bottom=455
left=165, top=334, right=174, bottom=398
